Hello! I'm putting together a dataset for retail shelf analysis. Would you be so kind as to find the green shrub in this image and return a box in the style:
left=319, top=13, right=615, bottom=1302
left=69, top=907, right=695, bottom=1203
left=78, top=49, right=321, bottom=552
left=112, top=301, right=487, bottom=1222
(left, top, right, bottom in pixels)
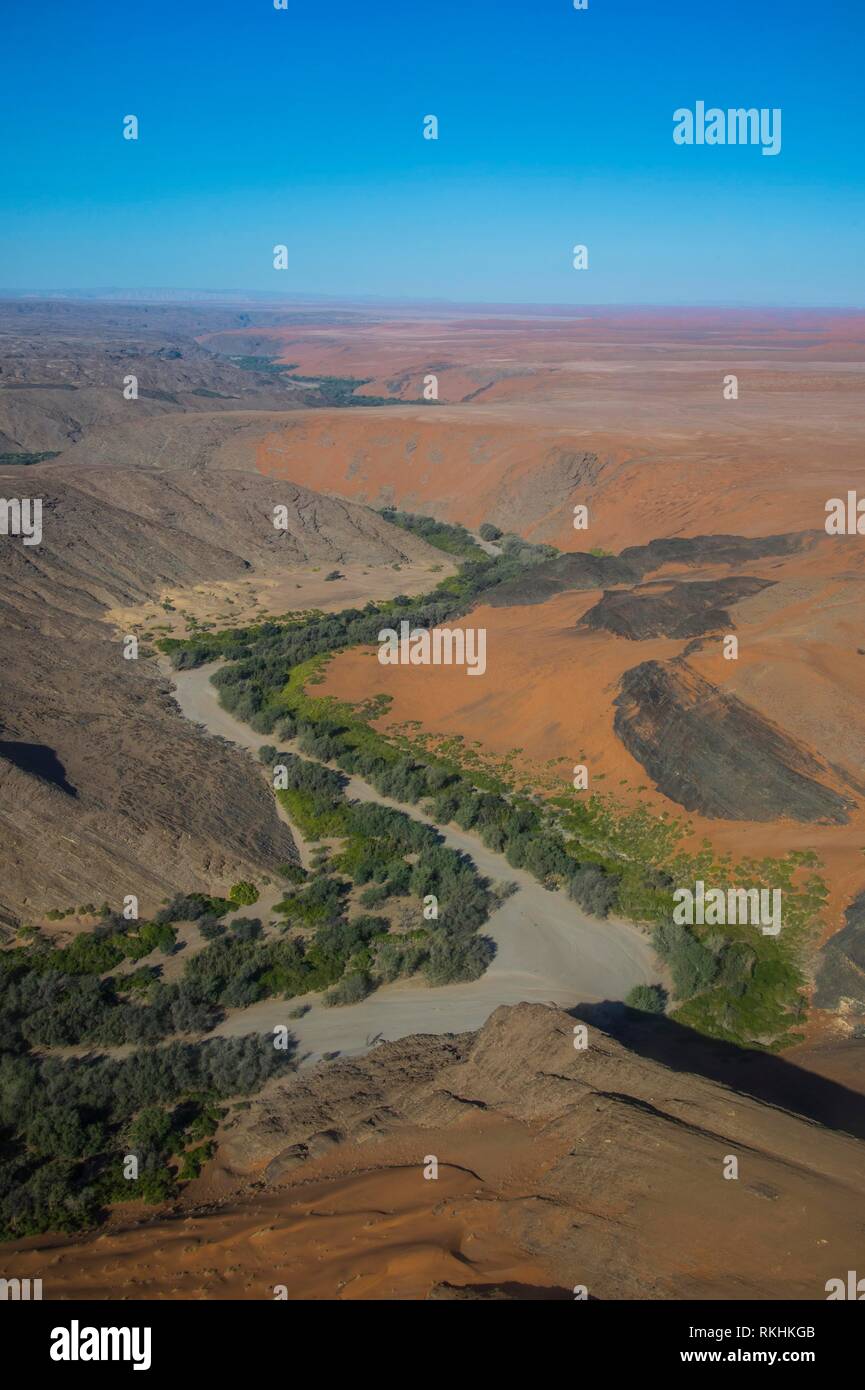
left=228, top=881, right=259, bottom=906
left=625, top=983, right=668, bottom=1014
left=568, top=867, right=620, bottom=918
left=279, top=863, right=307, bottom=884
left=322, top=972, right=372, bottom=1007
left=423, top=931, right=494, bottom=985
left=374, top=938, right=429, bottom=983
left=177, top=1142, right=215, bottom=1182
left=359, top=884, right=389, bottom=907
left=653, top=922, right=719, bottom=999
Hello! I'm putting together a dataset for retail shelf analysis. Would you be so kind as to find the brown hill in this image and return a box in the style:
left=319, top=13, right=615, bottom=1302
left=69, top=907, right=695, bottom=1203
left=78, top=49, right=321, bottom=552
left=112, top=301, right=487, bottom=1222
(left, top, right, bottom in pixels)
left=8, top=1002, right=865, bottom=1300
left=0, top=301, right=312, bottom=455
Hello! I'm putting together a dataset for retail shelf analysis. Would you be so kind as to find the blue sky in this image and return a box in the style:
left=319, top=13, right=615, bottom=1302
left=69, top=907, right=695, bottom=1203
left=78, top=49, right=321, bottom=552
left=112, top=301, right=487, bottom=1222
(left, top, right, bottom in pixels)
left=1, top=0, right=862, bottom=305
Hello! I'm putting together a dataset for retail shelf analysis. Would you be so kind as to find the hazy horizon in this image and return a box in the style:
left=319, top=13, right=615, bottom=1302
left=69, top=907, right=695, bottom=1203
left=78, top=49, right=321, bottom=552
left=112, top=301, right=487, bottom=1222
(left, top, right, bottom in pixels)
left=1, top=289, right=863, bottom=314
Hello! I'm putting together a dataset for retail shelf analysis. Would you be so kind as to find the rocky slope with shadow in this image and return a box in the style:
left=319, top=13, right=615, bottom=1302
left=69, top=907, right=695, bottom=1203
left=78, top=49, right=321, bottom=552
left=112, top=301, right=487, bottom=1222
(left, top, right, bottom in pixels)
left=214, top=1000, right=865, bottom=1299
left=619, top=530, right=814, bottom=573
left=613, top=659, right=856, bottom=823
left=485, top=548, right=640, bottom=605
left=9, top=1002, right=865, bottom=1300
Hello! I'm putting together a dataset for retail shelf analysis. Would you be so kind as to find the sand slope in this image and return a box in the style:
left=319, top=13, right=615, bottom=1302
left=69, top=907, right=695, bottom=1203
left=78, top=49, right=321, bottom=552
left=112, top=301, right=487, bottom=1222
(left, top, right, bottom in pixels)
left=9, top=1003, right=865, bottom=1301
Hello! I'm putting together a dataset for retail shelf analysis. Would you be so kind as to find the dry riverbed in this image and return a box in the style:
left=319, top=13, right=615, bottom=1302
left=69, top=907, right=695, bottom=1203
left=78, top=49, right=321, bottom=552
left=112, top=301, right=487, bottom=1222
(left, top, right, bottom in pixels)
left=165, top=660, right=659, bottom=1066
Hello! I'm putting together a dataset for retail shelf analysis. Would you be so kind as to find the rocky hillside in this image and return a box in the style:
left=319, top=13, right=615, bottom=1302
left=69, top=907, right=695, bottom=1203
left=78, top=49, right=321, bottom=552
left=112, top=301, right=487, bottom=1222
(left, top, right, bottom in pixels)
left=0, top=462, right=440, bottom=923
left=220, top=1002, right=865, bottom=1300
left=11, top=1002, right=865, bottom=1300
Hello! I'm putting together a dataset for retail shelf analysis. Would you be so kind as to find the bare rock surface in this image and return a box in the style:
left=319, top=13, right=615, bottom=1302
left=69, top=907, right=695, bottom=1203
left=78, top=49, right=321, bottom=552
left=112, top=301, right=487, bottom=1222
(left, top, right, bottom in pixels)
left=582, top=576, right=772, bottom=640
left=614, top=658, right=856, bottom=824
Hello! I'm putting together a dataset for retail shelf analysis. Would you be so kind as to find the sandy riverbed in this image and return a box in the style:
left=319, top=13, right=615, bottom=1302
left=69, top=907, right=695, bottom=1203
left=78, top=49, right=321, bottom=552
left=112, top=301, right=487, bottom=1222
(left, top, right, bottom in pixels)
left=165, top=661, right=659, bottom=1064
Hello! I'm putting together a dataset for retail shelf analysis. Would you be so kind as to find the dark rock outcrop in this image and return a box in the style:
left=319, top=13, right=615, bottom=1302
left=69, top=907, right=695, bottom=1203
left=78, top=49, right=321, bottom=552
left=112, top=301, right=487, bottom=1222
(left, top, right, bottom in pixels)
left=485, top=531, right=813, bottom=608
left=815, top=891, right=865, bottom=1016
left=619, top=530, right=814, bottom=574
left=582, top=576, right=772, bottom=640
left=613, top=659, right=855, bottom=823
